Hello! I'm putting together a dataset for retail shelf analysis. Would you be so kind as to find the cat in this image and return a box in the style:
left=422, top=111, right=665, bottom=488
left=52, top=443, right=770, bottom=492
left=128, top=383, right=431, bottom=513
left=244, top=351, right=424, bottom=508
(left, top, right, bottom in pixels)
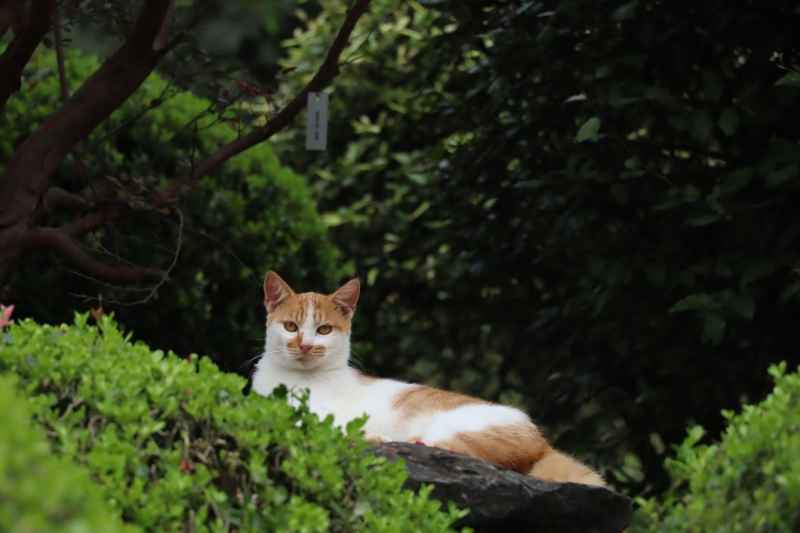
left=251, top=271, right=605, bottom=487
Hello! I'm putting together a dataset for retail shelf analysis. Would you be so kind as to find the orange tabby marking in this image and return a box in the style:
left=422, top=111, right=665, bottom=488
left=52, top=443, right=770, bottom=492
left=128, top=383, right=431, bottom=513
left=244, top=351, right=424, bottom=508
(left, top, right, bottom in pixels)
left=393, top=385, right=485, bottom=419
left=436, top=423, right=549, bottom=473
left=529, top=448, right=606, bottom=486
left=268, top=292, right=352, bottom=332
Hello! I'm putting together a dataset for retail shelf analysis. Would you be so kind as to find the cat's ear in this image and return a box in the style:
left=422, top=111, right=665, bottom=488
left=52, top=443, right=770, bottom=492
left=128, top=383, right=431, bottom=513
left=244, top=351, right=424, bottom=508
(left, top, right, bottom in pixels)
left=331, top=278, right=360, bottom=317
left=264, top=271, right=294, bottom=313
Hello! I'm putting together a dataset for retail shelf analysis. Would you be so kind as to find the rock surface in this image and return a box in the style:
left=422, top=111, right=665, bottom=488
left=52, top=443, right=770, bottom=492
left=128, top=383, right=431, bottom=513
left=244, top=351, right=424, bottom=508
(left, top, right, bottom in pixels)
left=372, top=442, right=632, bottom=533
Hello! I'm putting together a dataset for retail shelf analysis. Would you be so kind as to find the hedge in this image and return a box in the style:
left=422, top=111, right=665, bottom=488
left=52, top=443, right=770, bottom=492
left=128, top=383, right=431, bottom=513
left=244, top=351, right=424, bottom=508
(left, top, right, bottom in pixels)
left=0, top=316, right=463, bottom=532
left=0, top=373, right=131, bottom=533
left=634, top=363, right=800, bottom=532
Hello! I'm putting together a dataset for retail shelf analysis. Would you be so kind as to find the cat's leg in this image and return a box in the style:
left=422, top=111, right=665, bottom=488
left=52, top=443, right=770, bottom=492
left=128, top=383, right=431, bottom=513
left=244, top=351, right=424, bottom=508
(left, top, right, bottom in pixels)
left=360, top=416, right=398, bottom=445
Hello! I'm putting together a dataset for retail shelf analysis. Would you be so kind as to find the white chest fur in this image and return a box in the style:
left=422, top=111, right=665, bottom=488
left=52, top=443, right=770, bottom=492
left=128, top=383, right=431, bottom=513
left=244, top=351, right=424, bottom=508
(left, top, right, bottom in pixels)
left=251, top=358, right=416, bottom=439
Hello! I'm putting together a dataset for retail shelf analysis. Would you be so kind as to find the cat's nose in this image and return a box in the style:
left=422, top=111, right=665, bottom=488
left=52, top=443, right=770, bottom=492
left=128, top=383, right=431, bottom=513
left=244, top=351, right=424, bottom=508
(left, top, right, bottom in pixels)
left=299, top=343, right=313, bottom=354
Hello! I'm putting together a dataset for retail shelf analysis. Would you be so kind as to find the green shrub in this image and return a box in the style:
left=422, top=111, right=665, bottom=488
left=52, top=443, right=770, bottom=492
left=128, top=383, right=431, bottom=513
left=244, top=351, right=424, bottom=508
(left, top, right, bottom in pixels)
left=0, top=316, right=463, bottom=532
left=0, top=373, right=131, bottom=533
left=634, top=363, right=800, bottom=532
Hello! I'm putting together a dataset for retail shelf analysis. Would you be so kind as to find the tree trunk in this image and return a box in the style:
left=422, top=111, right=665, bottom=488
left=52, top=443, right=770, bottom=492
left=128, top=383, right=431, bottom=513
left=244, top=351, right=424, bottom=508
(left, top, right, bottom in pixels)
left=0, top=1, right=172, bottom=287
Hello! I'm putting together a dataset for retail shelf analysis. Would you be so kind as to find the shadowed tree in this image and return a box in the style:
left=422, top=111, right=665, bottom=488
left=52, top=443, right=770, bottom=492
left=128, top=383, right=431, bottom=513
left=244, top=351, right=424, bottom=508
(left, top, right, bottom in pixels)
left=0, top=0, right=370, bottom=288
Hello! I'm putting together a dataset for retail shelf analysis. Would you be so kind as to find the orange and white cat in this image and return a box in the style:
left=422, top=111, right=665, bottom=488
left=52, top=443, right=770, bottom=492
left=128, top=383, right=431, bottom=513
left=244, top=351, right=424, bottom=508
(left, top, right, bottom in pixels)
left=252, top=272, right=605, bottom=486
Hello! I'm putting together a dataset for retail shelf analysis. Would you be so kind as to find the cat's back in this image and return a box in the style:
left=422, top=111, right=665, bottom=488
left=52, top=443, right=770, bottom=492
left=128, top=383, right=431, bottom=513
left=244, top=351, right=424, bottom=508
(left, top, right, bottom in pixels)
left=350, top=373, right=425, bottom=438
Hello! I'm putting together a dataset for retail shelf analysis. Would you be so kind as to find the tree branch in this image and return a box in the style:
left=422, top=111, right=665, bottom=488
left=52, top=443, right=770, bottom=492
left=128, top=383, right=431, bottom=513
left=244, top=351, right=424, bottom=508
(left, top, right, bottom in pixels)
left=53, top=4, right=70, bottom=102
left=43, top=187, right=90, bottom=212
left=117, top=209, right=184, bottom=306
left=0, top=0, right=56, bottom=111
left=0, top=0, right=17, bottom=38
left=59, top=206, right=124, bottom=237
left=153, top=0, right=175, bottom=52
left=0, top=0, right=173, bottom=229
left=23, top=228, right=163, bottom=284
left=188, top=0, right=372, bottom=182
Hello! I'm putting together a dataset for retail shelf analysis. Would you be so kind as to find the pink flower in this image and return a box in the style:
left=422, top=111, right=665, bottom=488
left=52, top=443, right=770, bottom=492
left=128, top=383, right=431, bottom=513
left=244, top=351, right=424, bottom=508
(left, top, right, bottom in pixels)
left=0, top=304, right=14, bottom=328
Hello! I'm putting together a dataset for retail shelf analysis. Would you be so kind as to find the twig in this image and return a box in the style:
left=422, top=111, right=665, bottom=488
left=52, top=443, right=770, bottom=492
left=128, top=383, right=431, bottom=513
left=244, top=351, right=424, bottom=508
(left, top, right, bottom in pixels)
left=53, top=4, right=70, bottom=102
left=22, top=227, right=163, bottom=283
left=187, top=0, right=372, bottom=182
left=123, top=208, right=184, bottom=305
left=93, top=78, right=177, bottom=147
left=66, top=209, right=185, bottom=305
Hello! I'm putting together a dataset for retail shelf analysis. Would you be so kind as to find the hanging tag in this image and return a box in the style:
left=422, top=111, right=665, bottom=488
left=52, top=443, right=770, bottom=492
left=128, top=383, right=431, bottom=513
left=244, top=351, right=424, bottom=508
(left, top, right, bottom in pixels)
left=305, top=92, right=328, bottom=151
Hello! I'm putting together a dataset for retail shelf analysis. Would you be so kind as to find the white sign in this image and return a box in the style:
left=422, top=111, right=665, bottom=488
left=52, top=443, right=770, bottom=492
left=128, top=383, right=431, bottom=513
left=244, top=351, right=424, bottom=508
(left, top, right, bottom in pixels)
left=305, top=92, right=329, bottom=151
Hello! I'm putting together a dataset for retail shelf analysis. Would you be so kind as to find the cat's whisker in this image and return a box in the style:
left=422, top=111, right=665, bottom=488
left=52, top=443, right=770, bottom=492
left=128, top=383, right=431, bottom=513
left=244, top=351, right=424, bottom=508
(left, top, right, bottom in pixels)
left=239, top=352, right=264, bottom=370
left=348, top=353, right=366, bottom=372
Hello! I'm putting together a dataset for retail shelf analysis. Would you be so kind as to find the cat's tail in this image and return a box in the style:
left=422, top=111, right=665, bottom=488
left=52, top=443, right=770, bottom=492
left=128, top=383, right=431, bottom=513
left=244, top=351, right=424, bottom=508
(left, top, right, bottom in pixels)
left=529, top=447, right=606, bottom=487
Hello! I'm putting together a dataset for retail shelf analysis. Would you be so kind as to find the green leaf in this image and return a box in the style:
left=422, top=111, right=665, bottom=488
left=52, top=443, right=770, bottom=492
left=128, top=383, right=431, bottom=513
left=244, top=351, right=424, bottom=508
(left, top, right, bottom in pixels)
left=690, top=111, right=714, bottom=143
left=720, top=168, right=753, bottom=194
left=669, top=293, right=716, bottom=313
left=775, top=71, right=800, bottom=88
left=687, top=214, right=721, bottom=227
left=728, top=292, right=755, bottom=320
left=702, top=314, right=726, bottom=345
left=766, top=164, right=798, bottom=187
left=780, top=282, right=800, bottom=303
left=576, top=117, right=602, bottom=142
left=702, top=71, right=724, bottom=102
left=718, top=108, right=739, bottom=137
left=612, top=1, right=639, bottom=21
left=611, top=184, right=629, bottom=205
left=740, top=260, right=776, bottom=286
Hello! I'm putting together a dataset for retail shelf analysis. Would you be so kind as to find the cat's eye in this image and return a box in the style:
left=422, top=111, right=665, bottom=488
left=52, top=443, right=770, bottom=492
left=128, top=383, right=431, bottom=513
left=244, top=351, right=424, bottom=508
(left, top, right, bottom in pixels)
left=283, top=321, right=298, bottom=332
left=316, top=325, right=333, bottom=335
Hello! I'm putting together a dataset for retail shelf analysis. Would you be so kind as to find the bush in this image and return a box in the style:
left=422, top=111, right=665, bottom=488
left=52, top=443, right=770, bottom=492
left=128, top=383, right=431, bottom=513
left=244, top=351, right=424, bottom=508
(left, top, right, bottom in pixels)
left=0, top=316, right=463, bottom=532
left=0, top=373, right=131, bottom=533
left=634, top=363, right=800, bottom=532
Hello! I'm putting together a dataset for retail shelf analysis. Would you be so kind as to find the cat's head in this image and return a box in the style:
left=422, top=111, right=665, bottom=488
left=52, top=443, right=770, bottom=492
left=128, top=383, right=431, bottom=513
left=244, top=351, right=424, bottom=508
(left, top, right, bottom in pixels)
left=262, top=271, right=359, bottom=371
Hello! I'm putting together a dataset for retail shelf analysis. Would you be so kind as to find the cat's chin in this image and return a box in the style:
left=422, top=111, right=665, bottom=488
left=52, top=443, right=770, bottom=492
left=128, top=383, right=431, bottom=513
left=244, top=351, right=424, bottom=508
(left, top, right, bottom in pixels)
left=283, top=355, right=327, bottom=371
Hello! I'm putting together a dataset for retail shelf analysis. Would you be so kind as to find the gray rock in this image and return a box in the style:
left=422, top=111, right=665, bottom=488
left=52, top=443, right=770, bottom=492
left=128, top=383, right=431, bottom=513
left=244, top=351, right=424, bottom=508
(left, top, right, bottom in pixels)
left=372, top=442, right=631, bottom=533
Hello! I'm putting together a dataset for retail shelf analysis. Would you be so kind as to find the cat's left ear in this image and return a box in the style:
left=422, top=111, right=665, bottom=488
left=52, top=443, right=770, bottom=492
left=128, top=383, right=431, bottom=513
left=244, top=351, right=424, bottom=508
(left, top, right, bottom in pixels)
left=331, top=278, right=360, bottom=317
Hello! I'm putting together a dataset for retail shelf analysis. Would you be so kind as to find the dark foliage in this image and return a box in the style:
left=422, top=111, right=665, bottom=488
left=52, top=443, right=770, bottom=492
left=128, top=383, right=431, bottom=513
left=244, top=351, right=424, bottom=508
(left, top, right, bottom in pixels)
left=275, top=0, right=800, bottom=493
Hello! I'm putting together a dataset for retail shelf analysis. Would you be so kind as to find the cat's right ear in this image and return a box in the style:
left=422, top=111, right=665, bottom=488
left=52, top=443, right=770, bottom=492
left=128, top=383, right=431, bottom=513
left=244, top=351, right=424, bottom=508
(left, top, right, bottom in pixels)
left=264, top=271, right=294, bottom=313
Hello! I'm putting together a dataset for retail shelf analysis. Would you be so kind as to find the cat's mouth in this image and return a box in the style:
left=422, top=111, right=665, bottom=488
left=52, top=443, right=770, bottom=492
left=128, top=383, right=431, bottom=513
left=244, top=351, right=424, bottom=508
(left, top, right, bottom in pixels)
left=287, top=348, right=326, bottom=364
